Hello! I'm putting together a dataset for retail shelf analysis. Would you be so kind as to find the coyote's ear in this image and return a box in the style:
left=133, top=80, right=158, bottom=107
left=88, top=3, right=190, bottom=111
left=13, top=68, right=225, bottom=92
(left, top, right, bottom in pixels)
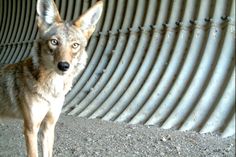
left=36, top=0, right=62, bottom=30
left=74, top=1, right=103, bottom=39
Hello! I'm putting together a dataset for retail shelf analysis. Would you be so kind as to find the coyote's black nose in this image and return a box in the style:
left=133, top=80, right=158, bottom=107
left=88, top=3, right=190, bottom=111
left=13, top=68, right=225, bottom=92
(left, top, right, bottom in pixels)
left=57, top=62, right=70, bottom=71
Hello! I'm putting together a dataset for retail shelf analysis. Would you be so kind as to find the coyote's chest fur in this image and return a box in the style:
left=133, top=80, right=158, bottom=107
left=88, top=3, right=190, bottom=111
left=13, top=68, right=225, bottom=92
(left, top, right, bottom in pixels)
left=0, top=58, right=73, bottom=118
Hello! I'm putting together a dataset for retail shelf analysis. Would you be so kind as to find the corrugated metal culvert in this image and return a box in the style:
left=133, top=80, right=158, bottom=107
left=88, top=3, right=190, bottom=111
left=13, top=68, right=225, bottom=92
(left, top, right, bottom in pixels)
left=0, top=0, right=235, bottom=138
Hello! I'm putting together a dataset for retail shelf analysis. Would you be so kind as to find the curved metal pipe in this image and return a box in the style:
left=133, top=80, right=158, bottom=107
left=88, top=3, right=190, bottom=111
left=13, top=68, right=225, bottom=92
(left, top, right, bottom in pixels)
left=76, top=0, right=148, bottom=118
left=0, top=0, right=235, bottom=137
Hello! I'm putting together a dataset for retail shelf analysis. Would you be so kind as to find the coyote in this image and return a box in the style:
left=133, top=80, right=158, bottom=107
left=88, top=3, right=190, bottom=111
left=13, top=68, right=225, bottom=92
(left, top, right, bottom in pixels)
left=0, top=0, right=103, bottom=156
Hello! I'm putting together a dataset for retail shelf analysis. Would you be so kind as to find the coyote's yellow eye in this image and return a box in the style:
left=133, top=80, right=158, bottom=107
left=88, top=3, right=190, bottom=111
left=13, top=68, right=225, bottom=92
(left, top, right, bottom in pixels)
left=72, top=43, right=80, bottom=49
left=50, top=39, right=59, bottom=46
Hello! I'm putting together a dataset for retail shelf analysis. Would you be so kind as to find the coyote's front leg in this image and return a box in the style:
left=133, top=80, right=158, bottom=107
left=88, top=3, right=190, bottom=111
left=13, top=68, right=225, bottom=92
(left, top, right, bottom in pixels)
left=41, top=104, right=62, bottom=157
left=23, top=106, right=48, bottom=157
left=24, top=123, right=40, bottom=157
left=41, top=118, right=56, bottom=157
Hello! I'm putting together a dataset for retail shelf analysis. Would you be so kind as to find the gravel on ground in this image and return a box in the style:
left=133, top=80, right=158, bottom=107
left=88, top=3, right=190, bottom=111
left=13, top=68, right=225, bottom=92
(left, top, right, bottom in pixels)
left=0, top=115, right=235, bottom=157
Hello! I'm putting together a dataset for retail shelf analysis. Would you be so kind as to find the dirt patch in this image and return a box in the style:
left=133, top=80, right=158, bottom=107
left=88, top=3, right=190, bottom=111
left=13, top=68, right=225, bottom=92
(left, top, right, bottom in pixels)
left=0, top=115, right=235, bottom=157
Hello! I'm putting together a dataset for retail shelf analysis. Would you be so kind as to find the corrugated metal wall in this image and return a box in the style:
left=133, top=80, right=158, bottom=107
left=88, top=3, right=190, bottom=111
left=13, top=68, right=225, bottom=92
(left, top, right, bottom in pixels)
left=0, top=0, right=235, bottom=138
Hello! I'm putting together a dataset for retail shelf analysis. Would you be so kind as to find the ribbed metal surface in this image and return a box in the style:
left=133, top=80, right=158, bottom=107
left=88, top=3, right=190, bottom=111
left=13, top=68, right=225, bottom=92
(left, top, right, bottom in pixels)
left=0, top=0, right=235, bottom=138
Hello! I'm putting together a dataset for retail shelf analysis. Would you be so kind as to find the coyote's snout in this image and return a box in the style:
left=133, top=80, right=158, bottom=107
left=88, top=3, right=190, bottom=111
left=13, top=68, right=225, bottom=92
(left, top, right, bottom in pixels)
left=35, top=0, right=103, bottom=76
left=0, top=0, right=103, bottom=156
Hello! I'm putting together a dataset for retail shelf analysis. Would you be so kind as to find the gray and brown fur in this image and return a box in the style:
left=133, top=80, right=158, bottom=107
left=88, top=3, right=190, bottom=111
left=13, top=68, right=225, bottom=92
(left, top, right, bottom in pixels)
left=0, top=0, right=103, bottom=156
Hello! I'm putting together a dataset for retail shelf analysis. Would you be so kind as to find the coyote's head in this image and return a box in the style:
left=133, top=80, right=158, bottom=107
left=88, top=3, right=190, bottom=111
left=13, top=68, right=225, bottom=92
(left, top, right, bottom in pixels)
left=34, top=0, right=103, bottom=75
